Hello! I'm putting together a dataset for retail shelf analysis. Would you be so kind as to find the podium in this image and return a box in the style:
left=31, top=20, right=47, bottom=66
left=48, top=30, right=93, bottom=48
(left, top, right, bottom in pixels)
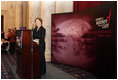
left=16, top=30, right=41, bottom=79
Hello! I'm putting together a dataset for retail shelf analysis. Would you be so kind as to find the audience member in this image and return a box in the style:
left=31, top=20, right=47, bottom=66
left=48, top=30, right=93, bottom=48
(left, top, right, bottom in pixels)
left=9, top=28, right=16, bottom=55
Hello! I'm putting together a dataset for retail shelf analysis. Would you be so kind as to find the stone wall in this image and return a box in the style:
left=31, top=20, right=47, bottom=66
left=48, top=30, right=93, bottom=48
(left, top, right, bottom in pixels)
left=1, top=1, right=73, bottom=61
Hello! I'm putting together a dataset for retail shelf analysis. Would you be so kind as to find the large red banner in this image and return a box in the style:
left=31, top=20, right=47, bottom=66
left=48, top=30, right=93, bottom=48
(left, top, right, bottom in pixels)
left=51, top=2, right=116, bottom=78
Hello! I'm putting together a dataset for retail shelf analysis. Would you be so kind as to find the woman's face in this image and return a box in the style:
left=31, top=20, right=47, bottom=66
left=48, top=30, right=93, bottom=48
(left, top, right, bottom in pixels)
left=35, top=19, right=41, bottom=27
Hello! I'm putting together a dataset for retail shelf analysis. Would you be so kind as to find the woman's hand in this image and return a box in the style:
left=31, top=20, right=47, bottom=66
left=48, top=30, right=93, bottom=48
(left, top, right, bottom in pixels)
left=31, top=23, right=36, bottom=29
left=34, top=39, right=39, bottom=44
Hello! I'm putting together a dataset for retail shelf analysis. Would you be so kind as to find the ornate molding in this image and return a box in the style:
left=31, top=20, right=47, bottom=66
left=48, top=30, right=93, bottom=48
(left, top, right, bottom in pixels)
left=1, top=10, right=7, bottom=15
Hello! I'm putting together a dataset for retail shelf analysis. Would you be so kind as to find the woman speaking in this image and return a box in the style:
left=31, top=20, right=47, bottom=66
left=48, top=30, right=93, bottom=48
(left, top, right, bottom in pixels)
left=33, top=17, right=46, bottom=75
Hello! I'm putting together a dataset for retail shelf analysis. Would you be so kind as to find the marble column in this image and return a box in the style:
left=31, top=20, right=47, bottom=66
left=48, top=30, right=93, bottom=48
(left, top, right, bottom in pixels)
left=56, top=1, right=73, bottom=13
left=4, top=1, right=13, bottom=36
left=23, top=1, right=29, bottom=28
left=14, top=1, right=23, bottom=29
left=40, top=1, right=56, bottom=61
left=28, top=1, right=40, bottom=29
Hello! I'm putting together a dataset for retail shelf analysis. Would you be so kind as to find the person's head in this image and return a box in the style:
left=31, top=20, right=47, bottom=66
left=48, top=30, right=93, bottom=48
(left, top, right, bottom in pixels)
left=11, top=28, right=15, bottom=33
left=14, top=27, right=16, bottom=30
left=34, top=17, right=43, bottom=27
left=8, top=28, right=11, bottom=33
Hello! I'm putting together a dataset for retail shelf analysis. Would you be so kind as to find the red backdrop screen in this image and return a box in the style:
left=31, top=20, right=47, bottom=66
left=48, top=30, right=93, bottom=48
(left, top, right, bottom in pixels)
left=51, top=2, right=117, bottom=78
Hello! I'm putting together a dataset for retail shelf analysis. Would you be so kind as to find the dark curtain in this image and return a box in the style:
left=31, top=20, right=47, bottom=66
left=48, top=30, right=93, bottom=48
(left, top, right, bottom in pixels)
left=74, top=1, right=104, bottom=11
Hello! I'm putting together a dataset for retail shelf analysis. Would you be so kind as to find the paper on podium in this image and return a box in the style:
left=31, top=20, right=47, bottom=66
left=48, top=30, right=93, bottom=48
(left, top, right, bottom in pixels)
left=33, top=39, right=39, bottom=45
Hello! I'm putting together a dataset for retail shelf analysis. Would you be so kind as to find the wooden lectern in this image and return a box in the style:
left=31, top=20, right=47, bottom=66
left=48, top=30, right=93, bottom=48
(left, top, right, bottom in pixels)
left=16, top=30, right=41, bottom=79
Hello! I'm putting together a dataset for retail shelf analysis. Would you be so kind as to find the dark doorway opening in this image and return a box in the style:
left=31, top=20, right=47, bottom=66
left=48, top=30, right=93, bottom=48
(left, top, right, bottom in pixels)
left=1, top=15, right=4, bottom=32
